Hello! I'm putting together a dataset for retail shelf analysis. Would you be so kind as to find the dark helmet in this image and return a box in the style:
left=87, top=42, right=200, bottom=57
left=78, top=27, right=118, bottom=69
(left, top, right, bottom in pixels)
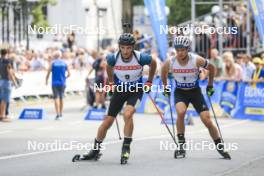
left=118, top=33, right=136, bottom=45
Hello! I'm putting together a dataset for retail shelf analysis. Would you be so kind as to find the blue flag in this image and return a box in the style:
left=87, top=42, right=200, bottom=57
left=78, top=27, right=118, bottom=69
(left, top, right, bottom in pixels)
left=250, top=0, right=264, bottom=43
left=144, top=0, right=168, bottom=61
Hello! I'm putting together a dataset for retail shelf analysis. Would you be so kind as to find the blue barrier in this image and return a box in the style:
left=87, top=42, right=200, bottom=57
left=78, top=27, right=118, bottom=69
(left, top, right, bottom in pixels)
left=232, top=82, right=264, bottom=121
left=81, top=78, right=264, bottom=122
left=138, top=78, right=264, bottom=121
left=19, top=108, right=45, bottom=120
left=84, top=108, right=106, bottom=121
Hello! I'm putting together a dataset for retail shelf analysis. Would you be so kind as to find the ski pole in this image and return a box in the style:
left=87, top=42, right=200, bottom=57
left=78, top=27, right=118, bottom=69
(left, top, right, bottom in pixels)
left=115, top=117, right=122, bottom=140
left=168, top=95, right=176, bottom=140
left=148, top=94, right=178, bottom=146
left=207, top=95, right=225, bottom=143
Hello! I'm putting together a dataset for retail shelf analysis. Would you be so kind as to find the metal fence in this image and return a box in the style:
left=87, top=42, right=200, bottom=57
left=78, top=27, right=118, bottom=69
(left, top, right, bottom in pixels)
left=186, top=0, right=261, bottom=58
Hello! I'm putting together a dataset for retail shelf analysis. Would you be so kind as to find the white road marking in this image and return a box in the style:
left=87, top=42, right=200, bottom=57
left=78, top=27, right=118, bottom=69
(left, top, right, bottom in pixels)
left=37, top=126, right=56, bottom=130
left=69, top=121, right=82, bottom=125
left=0, top=130, right=12, bottom=135
left=0, top=119, right=249, bottom=161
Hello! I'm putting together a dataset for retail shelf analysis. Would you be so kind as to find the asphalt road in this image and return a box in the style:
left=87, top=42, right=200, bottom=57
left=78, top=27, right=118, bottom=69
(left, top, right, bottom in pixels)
left=0, top=96, right=263, bottom=176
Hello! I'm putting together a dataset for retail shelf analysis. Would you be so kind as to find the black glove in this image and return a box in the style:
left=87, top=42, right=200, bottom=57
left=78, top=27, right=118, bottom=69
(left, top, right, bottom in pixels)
left=206, top=85, right=214, bottom=97
left=163, top=87, right=171, bottom=97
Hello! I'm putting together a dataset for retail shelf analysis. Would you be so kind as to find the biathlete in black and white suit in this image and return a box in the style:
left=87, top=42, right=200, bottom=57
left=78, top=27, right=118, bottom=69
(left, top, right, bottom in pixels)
left=73, top=33, right=157, bottom=164
left=161, top=36, right=231, bottom=159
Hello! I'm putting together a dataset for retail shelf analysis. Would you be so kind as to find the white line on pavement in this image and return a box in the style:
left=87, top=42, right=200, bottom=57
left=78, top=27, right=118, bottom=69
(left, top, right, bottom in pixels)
left=0, top=119, right=249, bottom=161
left=0, top=130, right=12, bottom=135
left=37, top=126, right=56, bottom=130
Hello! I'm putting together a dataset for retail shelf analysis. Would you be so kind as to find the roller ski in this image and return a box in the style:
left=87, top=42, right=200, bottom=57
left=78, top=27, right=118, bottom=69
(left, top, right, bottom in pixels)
left=215, top=141, right=231, bottom=160
left=72, top=150, right=102, bottom=162
left=218, top=150, right=231, bottom=160
left=120, top=137, right=132, bottom=165
left=120, top=148, right=130, bottom=165
left=72, top=139, right=102, bottom=162
left=174, top=142, right=186, bottom=158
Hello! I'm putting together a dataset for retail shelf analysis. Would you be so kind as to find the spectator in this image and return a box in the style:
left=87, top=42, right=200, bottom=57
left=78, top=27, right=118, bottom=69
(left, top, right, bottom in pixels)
left=220, top=51, right=242, bottom=81
left=45, top=50, right=71, bottom=120
left=72, top=49, right=89, bottom=70
left=210, top=48, right=223, bottom=78
left=133, top=30, right=144, bottom=50
left=260, top=52, right=264, bottom=60
left=241, top=54, right=256, bottom=82
left=67, top=32, right=75, bottom=51
left=235, top=53, right=244, bottom=66
left=19, top=50, right=33, bottom=71
left=250, top=57, right=264, bottom=87
left=0, top=48, right=17, bottom=122
left=31, top=52, right=46, bottom=71
left=4, top=52, right=19, bottom=119
left=89, top=51, right=106, bottom=109
left=86, top=50, right=95, bottom=62
left=62, top=49, right=73, bottom=69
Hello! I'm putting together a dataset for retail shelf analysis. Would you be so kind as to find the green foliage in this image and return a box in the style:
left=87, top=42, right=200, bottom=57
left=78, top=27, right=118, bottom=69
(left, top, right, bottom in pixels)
left=167, top=0, right=191, bottom=25
left=18, top=0, right=57, bottom=30
left=131, top=0, right=212, bottom=25
left=132, top=0, right=145, bottom=6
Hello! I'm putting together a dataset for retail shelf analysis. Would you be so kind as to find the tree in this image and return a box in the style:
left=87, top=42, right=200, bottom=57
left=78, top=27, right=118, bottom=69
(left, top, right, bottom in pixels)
left=31, top=0, right=57, bottom=28
left=18, top=0, right=57, bottom=29
left=131, top=0, right=212, bottom=25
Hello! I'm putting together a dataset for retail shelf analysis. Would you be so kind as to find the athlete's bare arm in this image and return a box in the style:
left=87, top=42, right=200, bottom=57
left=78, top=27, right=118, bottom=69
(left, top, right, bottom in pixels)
left=147, top=58, right=157, bottom=82
left=161, top=59, right=171, bottom=87
left=106, top=64, right=114, bottom=83
left=196, top=56, right=215, bottom=86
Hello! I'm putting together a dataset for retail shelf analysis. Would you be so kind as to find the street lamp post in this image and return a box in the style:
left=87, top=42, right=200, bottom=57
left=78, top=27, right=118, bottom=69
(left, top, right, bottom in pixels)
left=1, top=1, right=10, bottom=43
left=1, top=2, right=6, bottom=43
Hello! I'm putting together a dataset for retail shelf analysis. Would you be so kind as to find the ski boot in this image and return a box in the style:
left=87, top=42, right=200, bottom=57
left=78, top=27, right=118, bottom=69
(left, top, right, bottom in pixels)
left=72, top=150, right=102, bottom=162
left=120, top=146, right=130, bottom=164
left=215, top=139, right=231, bottom=160
left=174, top=134, right=186, bottom=159
left=120, top=137, right=132, bottom=165
left=72, top=139, right=102, bottom=162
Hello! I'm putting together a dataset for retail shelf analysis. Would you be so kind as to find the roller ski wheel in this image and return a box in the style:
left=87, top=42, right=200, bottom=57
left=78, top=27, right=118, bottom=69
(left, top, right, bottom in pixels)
left=120, top=152, right=129, bottom=165
left=174, top=149, right=186, bottom=159
left=216, top=143, right=231, bottom=160
left=174, top=142, right=186, bottom=159
left=72, top=154, right=81, bottom=162
left=120, top=146, right=130, bottom=165
left=72, top=151, right=102, bottom=162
